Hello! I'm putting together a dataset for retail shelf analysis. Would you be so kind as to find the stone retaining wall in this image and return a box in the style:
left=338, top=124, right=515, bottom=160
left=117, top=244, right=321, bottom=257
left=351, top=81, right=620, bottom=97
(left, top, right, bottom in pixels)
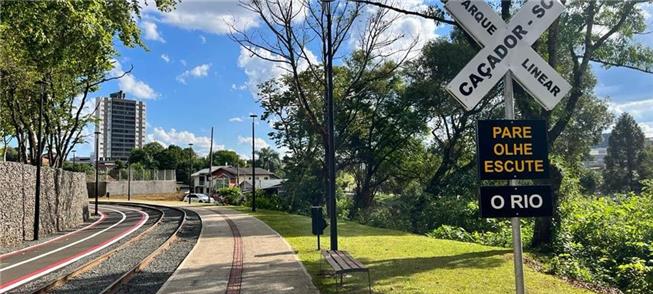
left=0, top=162, right=89, bottom=247
left=87, top=180, right=177, bottom=197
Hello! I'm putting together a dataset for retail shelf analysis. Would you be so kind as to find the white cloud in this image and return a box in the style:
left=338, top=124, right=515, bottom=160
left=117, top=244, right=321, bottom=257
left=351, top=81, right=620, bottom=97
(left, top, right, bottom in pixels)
left=609, top=98, right=653, bottom=122
left=199, top=35, right=207, bottom=44
left=229, top=117, right=244, bottom=123
left=147, top=127, right=224, bottom=155
left=142, top=21, right=165, bottom=43
left=238, top=136, right=269, bottom=150
left=176, top=63, right=212, bottom=84
left=160, top=54, right=170, bottom=63
left=237, top=47, right=316, bottom=98
left=180, top=59, right=187, bottom=67
left=148, top=0, right=259, bottom=35
left=231, top=83, right=247, bottom=91
left=639, top=122, right=653, bottom=138
left=110, top=60, right=158, bottom=99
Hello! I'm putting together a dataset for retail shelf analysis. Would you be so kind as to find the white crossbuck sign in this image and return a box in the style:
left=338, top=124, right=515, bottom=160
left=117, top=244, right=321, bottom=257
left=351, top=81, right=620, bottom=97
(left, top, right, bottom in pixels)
left=445, top=0, right=571, bottom=111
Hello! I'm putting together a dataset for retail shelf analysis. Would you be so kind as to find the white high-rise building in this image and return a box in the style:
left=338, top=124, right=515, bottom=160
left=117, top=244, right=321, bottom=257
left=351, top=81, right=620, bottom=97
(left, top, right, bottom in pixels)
left=95, top=91, right=146, bottom=161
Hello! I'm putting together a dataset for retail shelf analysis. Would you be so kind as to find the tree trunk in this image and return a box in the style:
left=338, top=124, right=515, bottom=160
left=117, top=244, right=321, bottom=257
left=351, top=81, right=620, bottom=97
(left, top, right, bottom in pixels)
left=531, top=164, right=562, bottom=250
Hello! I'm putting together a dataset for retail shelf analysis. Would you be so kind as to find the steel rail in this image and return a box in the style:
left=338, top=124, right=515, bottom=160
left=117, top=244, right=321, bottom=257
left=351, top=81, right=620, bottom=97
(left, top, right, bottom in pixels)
left=31, top=204, right=165, bottom=294
left=97, top=203, right=188, bottom=294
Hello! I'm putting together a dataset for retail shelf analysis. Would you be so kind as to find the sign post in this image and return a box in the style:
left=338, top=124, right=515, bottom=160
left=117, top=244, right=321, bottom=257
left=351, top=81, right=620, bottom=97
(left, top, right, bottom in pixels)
left=444, top=1, right=569, bottom=293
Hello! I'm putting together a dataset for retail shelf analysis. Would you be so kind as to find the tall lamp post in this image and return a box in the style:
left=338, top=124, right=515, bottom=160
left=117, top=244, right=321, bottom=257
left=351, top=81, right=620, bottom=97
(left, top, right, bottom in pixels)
left=208, top=127, right=214, bottom=197
left=188, top=143, right=194, bottom=199
left=250, top=114, right=258, bottom=212
left=34, top=80, right=46, bottom=240
left=127, top=161, right=132, bottom=201
left=72, top=149, right=76, bottom=166
left=94, top=131, right=100, bottom=216
left=323, top=0, right=338, bottom=250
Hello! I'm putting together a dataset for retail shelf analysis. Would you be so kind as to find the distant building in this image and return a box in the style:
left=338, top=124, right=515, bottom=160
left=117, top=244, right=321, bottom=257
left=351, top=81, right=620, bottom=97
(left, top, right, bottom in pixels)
left=190, top=166, right=280, bottom=194
left=95, top=91, right=146, bottom=162
left=583, top=133, right=610, bottom=170
left=239, top=179, right=285, bottom=194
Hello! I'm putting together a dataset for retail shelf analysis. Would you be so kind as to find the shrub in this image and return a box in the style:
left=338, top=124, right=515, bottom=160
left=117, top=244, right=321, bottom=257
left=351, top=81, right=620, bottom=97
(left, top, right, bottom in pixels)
left=244, top=190, right=281, bottom=210
left=427, top=221, right=534, bottom=248
left=549, top=181, right=653, bottom=293
left=217, top=187, right=242, bottom=205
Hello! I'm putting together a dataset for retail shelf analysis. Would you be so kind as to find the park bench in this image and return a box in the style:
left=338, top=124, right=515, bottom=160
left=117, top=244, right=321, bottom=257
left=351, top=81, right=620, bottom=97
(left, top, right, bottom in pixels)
left=320, top=250, right=372, bottom=293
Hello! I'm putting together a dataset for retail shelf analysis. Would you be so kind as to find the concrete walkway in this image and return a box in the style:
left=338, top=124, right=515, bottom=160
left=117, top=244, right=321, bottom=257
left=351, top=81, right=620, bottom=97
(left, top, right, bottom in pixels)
left=158, top=206, right=318, bottom=294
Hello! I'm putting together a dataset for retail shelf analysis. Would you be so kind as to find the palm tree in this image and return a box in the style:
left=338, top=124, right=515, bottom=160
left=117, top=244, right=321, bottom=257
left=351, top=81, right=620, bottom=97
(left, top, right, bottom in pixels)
left=256, top=147, right=282, bottom=173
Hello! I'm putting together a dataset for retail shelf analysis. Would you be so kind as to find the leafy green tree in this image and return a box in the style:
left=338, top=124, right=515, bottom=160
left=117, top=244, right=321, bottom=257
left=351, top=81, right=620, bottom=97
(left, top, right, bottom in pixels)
left=206, top=150, right=245, bottom=167
left=0, top=0, right=177, bottom=168
left=640, top=144, right=653, bottom=180
left=62, top=162, right=94, bottom=173
left=603, top=113, right=646, bottom=193
left=143, top=142, right=165, bottom=156
left=255, top=147, right=281, bottom=173
left=358, top=0, right=653, bottom=251
left=128, top=148, right=157, bottom=169
left=579, top=168, right=602, bottom=195
left=114, top=160, right=126, bottom=170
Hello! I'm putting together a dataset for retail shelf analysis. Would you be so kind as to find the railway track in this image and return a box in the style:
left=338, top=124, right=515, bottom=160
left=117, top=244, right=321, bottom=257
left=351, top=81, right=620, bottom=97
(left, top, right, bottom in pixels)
left=1, top=203, right=197, bottom=294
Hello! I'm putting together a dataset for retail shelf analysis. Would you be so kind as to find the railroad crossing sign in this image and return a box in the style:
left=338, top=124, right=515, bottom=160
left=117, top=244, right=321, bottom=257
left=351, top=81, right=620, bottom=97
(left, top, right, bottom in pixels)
left=445, top=0, right=571, bottom=111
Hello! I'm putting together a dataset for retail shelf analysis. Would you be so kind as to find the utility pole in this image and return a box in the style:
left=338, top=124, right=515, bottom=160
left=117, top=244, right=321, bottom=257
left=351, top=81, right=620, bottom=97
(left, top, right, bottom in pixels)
left=34, top=80, right=46, bottom=240
left=72, top=150, right=76, bottom=166
left=127, top=161, right=131, bottom=201
left=250, top=114, right=258, bottom=211
left=323, top=0, right=338, bottom=250
left=94, top=131, right=100, bottom=216
left=208, top=127, right=214, bottom=197
left=188, top=143, right=194, bottom=198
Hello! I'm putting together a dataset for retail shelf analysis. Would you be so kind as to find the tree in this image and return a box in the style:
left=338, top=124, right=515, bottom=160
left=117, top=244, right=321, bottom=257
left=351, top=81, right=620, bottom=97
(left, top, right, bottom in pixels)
left=640, top=144, right=653, bottom=181
left=357, top=0, right=653, bottom=248
left=603, top=113, right=646, bottom=193
left=256, top=147, right=282, bottom=173
left=128, top=148, right=156, bottom=169
left=233, top=0, right=418, bottom=209
left=207, top=150, right=245, bottom=167
left=0, top=0, right=177, bottom=168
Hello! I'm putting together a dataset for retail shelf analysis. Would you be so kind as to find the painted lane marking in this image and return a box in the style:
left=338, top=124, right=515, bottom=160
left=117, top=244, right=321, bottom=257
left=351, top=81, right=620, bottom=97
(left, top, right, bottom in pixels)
left=0, top=208, right=126, bottom=273
left=0, top=210, right=107, bottom=260
left=0, top=206, right=148, bottom=293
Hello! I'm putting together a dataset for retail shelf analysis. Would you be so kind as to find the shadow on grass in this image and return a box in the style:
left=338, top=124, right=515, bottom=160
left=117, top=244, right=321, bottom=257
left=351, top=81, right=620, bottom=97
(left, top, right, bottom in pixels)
left=306, top=249, right=512, bottom=293
left=244, top=211, right=410, bottom=238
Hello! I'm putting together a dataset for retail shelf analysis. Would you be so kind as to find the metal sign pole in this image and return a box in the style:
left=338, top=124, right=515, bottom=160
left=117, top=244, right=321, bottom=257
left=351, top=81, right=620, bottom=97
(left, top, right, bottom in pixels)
left=504, top=72, right=525, bottom=294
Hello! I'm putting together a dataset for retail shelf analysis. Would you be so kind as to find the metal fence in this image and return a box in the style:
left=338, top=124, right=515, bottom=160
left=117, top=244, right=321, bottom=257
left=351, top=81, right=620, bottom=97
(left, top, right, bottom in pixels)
left=86, top=169, right=176, bottom=182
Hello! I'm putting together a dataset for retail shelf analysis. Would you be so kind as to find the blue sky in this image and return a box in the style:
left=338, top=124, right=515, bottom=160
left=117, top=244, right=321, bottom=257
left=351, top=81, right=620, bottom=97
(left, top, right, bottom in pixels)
left=74, top=0, right=653, bottom=157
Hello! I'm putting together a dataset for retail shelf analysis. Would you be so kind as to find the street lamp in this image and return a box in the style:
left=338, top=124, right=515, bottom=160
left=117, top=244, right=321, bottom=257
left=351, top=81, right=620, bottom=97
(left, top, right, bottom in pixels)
left=72, top=149, right=76, bottom=166
left=34, top=80, right=46, bottom=240
left=94, top=131, right=100, bottom=216
left=127, top=160, right=131, bottom=201
left=250, top=114, right=258, bottom=212
left=323, top=0, right=338, bottom=250
left=188, top=143, right=194, bottom=204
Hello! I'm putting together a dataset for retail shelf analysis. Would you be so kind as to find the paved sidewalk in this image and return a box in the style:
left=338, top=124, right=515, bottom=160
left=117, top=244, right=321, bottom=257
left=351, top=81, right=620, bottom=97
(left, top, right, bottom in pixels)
left=158, top=206, right=318, bottom=294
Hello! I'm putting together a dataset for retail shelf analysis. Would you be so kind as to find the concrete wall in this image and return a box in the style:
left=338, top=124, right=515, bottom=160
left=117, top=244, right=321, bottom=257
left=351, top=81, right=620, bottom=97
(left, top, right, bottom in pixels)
left=0, top=162, right=89, bottom=247
left=87, top=180, right=176, bottom=196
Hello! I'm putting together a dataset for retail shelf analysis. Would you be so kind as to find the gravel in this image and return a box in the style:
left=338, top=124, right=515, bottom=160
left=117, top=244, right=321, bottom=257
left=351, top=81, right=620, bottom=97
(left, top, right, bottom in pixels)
left=46, top=206, right=186, bottom=294
left=116, top=209, right=201, bottom=294
left=9, top=206, right=162, bottom=294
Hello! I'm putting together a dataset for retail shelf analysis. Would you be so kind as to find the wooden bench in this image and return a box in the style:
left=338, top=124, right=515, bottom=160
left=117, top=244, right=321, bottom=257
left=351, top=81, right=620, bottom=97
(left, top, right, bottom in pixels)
left=320, top=250, right=372, bottom=293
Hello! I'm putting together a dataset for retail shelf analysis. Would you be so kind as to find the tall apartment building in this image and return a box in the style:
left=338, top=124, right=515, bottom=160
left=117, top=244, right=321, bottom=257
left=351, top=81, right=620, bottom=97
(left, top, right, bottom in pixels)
left=95, top=91, right=146, bottom=161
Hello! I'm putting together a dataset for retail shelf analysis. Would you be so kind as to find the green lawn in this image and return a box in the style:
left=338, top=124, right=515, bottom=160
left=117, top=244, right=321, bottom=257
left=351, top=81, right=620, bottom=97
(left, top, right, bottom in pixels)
left=234, top=207, right=593, bottom=294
